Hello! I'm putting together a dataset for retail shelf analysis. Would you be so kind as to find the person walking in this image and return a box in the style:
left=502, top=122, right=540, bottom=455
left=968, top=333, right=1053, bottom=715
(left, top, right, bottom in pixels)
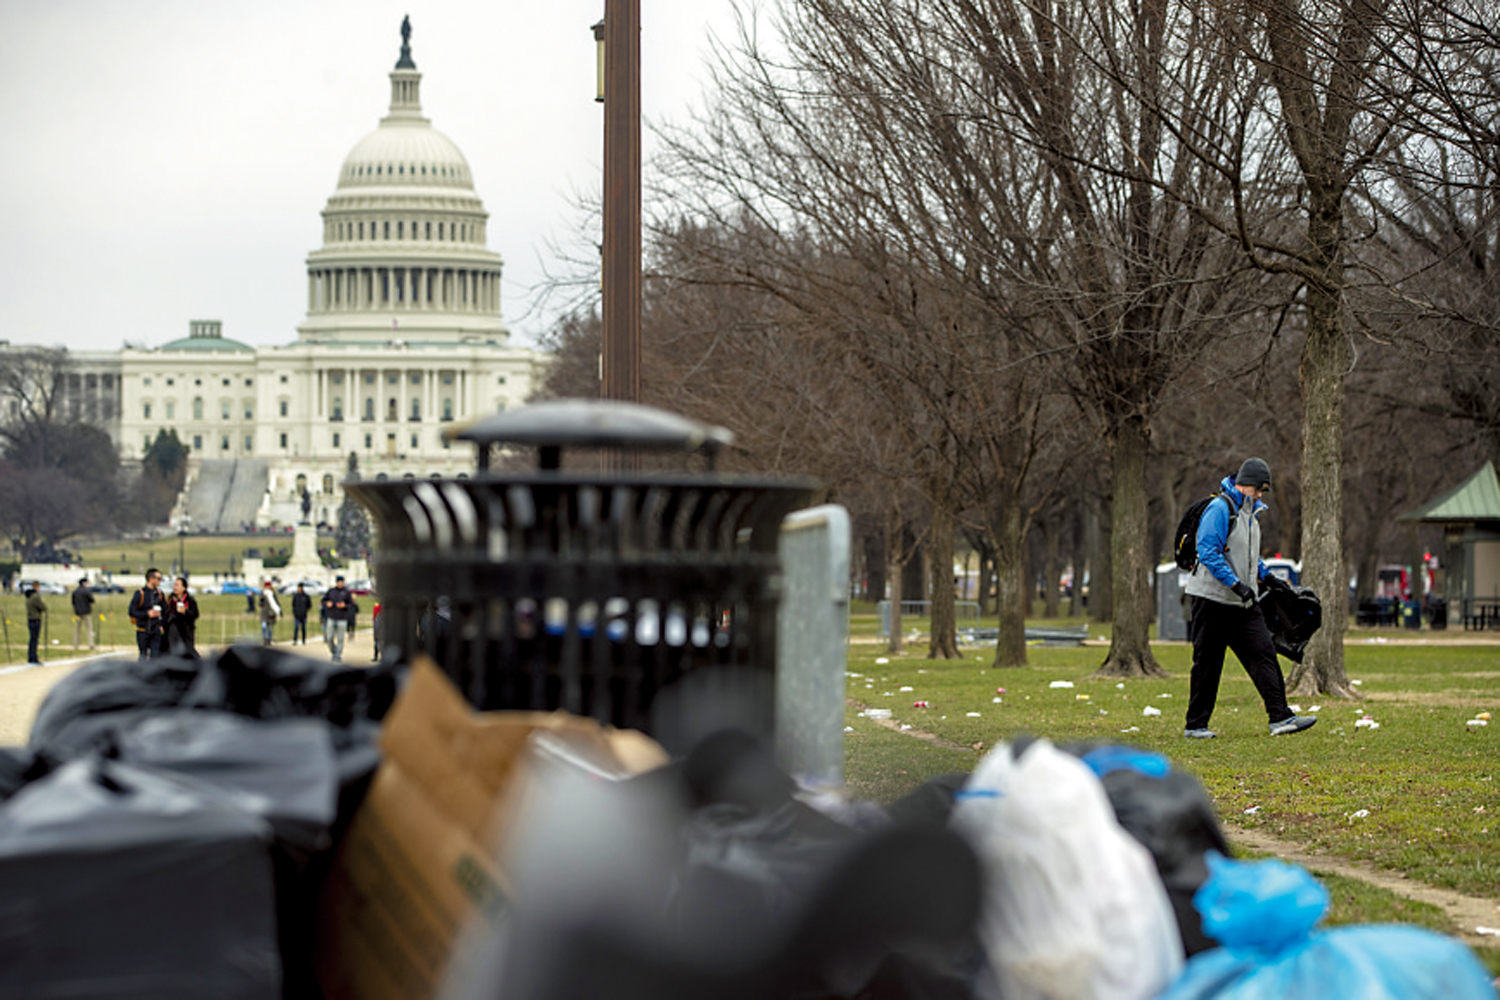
left=321, top=575, right=355, bottom=664
left=128, top=568, right=167, bottom=661
left=291, top=583, right=312, bottom=645
left=1183, top=458, right=1317, bottom=739
left=164, top=576, right=201, bottom=658
left=71, top=577, right=97, bottom=651
left=24, top=582, right=47, bottom=664
left=259, top=581, right=282, bottom=646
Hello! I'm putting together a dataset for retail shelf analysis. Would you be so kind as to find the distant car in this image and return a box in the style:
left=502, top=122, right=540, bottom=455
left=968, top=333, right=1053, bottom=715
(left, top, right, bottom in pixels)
left=32, top=581, right=68, bottom=595
left=346, top=579, right=374, bottom=595
left=280, top=579, right=327, bottom=595
left=214, top=580, right=254, bottom=595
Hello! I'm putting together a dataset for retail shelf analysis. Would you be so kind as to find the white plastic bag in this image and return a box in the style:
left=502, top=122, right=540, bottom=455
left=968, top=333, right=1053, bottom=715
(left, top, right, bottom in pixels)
left=950, top=738, right=1184, bottom=1000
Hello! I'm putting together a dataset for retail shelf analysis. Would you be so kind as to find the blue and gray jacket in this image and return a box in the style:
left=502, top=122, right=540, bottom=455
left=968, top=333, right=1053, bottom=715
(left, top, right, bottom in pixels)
left=1185, top=475, right=1268, bottom=607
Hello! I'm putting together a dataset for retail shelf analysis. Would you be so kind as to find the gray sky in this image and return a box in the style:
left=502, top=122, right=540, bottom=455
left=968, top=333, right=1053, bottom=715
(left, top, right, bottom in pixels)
left=0, top=1, right=742, bottom=353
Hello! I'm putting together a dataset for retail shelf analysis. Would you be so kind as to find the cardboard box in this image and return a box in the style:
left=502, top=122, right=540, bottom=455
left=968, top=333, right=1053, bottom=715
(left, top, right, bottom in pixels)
left=316, top=658, right=668, bottom=1000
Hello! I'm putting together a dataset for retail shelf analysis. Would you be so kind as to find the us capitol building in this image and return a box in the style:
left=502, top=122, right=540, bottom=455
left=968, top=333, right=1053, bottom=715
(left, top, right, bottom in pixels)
left=22, top=25, right=546, bottom=530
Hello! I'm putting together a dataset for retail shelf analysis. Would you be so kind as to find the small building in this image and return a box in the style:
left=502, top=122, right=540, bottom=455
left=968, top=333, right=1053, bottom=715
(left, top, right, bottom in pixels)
left=1404, top=460, right=1500, bottom=628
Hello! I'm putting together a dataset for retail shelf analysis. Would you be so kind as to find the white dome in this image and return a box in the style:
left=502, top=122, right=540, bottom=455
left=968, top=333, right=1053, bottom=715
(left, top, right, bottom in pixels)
left=338, top=124, right=474, bottom=190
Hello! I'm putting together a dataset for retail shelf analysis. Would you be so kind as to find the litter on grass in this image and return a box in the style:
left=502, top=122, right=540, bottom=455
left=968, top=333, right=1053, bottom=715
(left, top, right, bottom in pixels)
left=899, top=686, right=914, bottom=692
left=1465, top=719, right=1488, bottom=727
left=992, top=697, right=1003, bottom=704
left=1076, top=694, right=1091, bottom=701
left=966, top=712, right=981, bottom=718
left=1142, top=706, right=1162, bottom=717
left=1244, top=806, right=1261, bottom=815
left=862, top=708, right=892, bottom=719
left=1348, top=809, right=1370, bottom=821
left=1049, top=680, right=1075, bottom=689
left=1120, top=726, right=1140, bottom=733
left=1355, top=717, right=1378, bottom=728
left=1115, top=683, right=1125, bottom=689
left=875, top=657, right=890, bottom=665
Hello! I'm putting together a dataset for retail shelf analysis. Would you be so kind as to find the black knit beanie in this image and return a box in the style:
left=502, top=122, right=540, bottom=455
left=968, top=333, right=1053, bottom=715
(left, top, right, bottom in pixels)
left=1236, top=457, right=1272, bottom=491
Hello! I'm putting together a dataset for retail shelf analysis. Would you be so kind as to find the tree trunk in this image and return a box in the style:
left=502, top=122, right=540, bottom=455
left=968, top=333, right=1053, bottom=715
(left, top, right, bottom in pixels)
left=1094, top=415, right=1170, bottom=677
left=1042, top=517, right=1062, bottom=618
left=1287, top=262, right=1355, bottom=698
left=1069, top=507, right=1086, bottom=618
left=928, top=504, right=960, bottom=658
left=1090, top=501, right=1113, bottom=623
left=992, top=499, right=1028, bottom=668
left=884, top=512, right=905, bottom=655
left=863, top=530, right=885, bottom=605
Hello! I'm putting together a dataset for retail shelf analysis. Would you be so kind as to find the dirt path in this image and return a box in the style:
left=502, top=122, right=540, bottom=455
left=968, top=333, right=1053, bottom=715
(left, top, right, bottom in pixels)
left=852, top=700, right=1500, bottom=951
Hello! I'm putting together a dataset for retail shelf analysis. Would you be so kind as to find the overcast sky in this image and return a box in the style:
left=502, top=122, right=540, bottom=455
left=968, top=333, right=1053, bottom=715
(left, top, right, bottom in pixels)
left=0, top=1, right=745, bottom=353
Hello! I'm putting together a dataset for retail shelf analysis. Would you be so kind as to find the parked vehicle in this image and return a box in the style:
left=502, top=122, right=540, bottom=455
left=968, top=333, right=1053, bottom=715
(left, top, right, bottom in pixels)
left=280, top=580, right=327, bottom=595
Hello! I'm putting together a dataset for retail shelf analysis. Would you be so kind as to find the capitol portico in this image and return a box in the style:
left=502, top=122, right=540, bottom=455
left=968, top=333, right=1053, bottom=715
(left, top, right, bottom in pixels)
left=67, top=23, right=546, bottom=530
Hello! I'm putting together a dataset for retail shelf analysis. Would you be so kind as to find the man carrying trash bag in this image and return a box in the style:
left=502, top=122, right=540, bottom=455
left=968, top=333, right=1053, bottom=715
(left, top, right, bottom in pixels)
left=1183, top=459, right=1316, bottom=740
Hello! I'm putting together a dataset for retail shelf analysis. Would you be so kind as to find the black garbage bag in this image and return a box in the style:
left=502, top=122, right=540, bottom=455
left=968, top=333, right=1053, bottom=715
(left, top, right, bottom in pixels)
left=1071, top=744, right=1230, bottom=956
left=0, top=746, right=44, bottom=801
left=0, top=757, right=281, bottom=999
left=1258, top=578, right=1322, bottom=663
left=453, top=728, right=985, bottom=1000
left=27, top=654, right=203, bottom=756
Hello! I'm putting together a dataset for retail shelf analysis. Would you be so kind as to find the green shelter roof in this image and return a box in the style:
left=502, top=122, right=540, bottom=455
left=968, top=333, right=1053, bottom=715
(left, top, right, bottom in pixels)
left=1404, top=461, right=1500, bottom=522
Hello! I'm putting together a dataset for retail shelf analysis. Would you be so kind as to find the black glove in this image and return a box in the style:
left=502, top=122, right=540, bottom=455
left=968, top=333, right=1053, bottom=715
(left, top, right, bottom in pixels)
left=1231, top=581, right=1256, bottom=603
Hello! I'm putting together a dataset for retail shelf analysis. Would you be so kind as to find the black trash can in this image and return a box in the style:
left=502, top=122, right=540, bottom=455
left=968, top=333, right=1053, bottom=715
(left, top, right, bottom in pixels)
left=345, top=401, right=816, bottom=740
left=1401, top=600, right=1421, bottom=630
left=1427, top=597, right=1448, bottom=631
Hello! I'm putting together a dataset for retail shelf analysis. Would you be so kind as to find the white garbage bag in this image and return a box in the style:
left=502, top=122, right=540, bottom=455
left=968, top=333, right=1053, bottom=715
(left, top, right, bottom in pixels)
left=950, top=738, right=1184, bottom=1000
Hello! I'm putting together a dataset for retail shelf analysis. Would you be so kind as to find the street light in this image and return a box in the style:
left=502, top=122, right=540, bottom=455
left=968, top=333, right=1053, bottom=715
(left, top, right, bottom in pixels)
left=592, top=19, right=605, bottom=103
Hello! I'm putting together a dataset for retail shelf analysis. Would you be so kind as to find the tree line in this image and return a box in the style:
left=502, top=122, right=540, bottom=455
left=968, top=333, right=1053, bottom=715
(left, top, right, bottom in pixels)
left=0, top=347, right=190, bottom=560
left=541, top=0, right=1500, bottom=698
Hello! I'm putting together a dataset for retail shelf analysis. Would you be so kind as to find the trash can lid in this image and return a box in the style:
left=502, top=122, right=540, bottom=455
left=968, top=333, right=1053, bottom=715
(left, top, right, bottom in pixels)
left=448, top=399, right=734, bottom=465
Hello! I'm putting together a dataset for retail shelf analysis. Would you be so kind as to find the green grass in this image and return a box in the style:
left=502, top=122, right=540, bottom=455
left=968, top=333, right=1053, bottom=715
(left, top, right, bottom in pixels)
left=843, top=616, right=1500, bottom=971
left=65, top=534, right=330, bottom=579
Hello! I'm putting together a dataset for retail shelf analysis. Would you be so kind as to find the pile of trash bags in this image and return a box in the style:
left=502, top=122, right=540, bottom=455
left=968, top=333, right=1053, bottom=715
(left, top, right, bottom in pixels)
left=1, top=648, right=1494, bottom=1000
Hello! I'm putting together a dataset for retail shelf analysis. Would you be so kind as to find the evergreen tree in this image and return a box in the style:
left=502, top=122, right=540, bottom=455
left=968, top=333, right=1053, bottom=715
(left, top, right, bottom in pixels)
left=335, top=451, right=371, bottom=561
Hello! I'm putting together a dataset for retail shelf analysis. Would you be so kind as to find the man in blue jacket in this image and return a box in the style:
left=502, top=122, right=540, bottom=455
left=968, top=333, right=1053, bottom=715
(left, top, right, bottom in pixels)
left=1184, top=458, right=1317, bottom=739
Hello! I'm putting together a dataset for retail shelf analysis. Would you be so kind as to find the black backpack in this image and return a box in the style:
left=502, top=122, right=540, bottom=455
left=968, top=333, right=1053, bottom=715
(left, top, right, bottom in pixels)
left=1173, top=493, right=1233, bottom=572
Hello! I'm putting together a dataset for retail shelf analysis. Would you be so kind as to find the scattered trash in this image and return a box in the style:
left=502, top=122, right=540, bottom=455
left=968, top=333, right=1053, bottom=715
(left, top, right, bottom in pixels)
left=883, top=692, right=894, bottom=697
left=966, top=712, right=982, bottom=718
left=1121, top=726, right=1140, bottom=733
left=1478, top=712, right=1492, bottom=720
left=913, top=700, right=929, bottom=708
left=1076, top=694, right=1091, bottom=701
left=1351, top=679, right=1364, bottom=686
left=848, top=672, right=862, bottom=678
left=1099, top=710, right=1109, bottom=715
left=1474, top=927, right=1499, bottom=936
left=1244, top=806, right=1260, bottom=815
left=862, top=708, right=892, bottom=719
left=1157, top=693, right=1173, bottom=699
left=1465, top=719, right=1488, bottom=728
left=844, top=726, right=854, bottom=733
left=992, top=697, right=1003, bottom=704
left=1049, top=681, right=1075, bottom=689
left=917, top=669, right=927, bottom=674
left=1116, top=683, right=1126, bottom=690
left=1309, top=705, right=1322, bottom=712
left=1289, top=704, right=1302, bottom=713
left=1348, top=809, right=1370, bottom=821
left=995, top=687, right=1007, bottom=695
left=899, top=686, right=914, bottom=692
left=1143, top=706, right=1162, bottom=717
left=899, top=724, right=913, bottom=731
left=875, top=657, right=890, bottom=665
left=1355, top=717, right=1378, bottom=729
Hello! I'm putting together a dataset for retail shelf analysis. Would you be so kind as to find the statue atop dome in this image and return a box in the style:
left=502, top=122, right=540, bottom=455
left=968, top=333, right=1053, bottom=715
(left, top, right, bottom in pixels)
left=396, top=15, right=416, bottom=70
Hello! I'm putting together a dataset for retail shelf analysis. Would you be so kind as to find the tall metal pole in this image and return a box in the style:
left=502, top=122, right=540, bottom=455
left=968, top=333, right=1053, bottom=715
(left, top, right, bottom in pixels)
left=601, top=0, right=642, bottom=468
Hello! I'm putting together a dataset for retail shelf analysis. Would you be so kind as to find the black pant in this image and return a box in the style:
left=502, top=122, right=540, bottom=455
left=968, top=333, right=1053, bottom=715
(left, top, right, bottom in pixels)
left=1186, top=597, right=1293, bottom=729
left=293, top=616, right=307, bottom=643
left=27, top=619, right=41, bottom=662
left=136, top=629, right=162, bottom=661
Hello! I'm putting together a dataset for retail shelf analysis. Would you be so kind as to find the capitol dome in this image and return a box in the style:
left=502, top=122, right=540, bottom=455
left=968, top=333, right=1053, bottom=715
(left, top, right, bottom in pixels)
left=299, top=22, right=507, bottom=346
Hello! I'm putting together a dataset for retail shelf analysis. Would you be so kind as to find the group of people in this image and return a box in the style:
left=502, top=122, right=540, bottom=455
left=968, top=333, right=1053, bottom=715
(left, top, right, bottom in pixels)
left=127, top=569, right=201, bottom=660
left=255, top=575, right=360, bottom=663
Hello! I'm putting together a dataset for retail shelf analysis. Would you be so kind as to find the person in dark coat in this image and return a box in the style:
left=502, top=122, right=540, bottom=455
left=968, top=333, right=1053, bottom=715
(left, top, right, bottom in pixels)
left=164, top=576, right=201, bottom=659
left=24, top=582, right=47, bottom=664
left=127, top=568, right=166, bottom=661
left=71, top=577, right=96, bottom=650
left=291, top=583, right=313, bottom=645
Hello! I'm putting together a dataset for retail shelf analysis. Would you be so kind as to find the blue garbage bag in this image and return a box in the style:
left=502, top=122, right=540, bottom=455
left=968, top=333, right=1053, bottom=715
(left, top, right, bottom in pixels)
left=1157, top=853, right=1496, bottom=999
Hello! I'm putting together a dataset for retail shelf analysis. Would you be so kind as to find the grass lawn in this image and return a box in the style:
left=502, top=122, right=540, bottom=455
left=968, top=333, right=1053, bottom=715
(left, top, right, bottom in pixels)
left=65, top=533, right=331, bottom=580
left=844, top=612, right=1499, bottom=973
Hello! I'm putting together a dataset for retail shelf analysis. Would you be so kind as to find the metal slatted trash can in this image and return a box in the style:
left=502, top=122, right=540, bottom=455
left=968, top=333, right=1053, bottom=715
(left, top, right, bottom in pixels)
left=344, top=400, right=817, bottom=740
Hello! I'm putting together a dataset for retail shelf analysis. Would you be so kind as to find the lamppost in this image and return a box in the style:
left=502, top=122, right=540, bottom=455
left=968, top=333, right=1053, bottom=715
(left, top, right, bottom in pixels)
left=178, top=515, right=191, bottom=581
left=594, top=0, right=642, bottom=469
